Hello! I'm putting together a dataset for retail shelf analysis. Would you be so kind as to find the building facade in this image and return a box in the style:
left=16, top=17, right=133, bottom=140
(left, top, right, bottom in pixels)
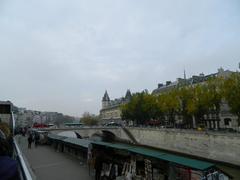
left=100, top=90, right=132, bottom=125
left=152, top=68, right=239, bottom=130
left=152, top=68, right=232, bottom=94
left=0, top=101, right=13, bottom=127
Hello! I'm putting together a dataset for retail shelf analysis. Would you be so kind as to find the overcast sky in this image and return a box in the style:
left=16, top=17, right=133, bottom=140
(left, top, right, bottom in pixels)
left=0, top=0, right=240, bottom=117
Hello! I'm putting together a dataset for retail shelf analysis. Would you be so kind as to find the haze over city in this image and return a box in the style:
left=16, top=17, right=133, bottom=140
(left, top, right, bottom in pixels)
left=0, top=0, right=240, bottom=116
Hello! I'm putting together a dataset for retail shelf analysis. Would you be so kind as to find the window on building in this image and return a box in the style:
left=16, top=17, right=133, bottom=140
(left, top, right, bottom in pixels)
left=224, top=118, right=231, bottom=126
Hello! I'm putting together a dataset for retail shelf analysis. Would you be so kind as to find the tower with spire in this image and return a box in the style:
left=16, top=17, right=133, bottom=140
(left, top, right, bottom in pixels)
left=100, top=89, right=133, bottom=124
left=125, top=89, right=132, bottom=102
left=102, top=90, right=110, bottom=109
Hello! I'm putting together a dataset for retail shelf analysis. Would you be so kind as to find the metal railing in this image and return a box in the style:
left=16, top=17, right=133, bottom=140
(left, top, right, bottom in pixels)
left=11, top=111, right=34, bottom=180
left=13, top=138, right=34, bottom=180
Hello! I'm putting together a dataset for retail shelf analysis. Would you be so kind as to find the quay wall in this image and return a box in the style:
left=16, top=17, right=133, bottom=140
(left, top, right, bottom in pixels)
left=126, top=128, right=240, bottom=166
left=48, top=127, right=240, bottom=166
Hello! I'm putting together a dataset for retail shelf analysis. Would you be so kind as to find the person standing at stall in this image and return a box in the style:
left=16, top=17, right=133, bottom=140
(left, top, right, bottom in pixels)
left=28, top=133, right=33, bottom=149
left=34, top=132, right=40, bottom=147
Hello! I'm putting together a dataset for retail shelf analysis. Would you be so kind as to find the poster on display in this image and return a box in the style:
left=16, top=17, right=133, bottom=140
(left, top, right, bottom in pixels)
left=144, top=159, right=152, bottom=180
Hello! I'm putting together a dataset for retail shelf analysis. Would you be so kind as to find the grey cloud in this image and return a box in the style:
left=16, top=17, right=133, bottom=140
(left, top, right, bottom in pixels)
left=0, top=0, right=240, bottom=116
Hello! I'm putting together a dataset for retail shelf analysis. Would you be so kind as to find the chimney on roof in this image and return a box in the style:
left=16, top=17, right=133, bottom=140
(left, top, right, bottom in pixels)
left=158, top=83, right=163, bottom=88
left=218, top=67, right=224, bottom=73
left=166, top=81, right=171, bottom=86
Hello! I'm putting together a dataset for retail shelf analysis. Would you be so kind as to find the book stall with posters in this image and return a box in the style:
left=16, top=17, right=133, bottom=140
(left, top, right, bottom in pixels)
left=88, top=141, right=232, bottom=180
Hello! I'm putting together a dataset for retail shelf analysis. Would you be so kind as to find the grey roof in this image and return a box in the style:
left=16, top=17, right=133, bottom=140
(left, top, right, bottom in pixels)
left=152, top=81, right=179, bottom=94
left=152, top=69, right=234, bottom=95
left=102, top=91, right=110, bottom=101
left=101, top=90, right=132, bottom=110
left=0, top=101, right=12, bottom=105
left=125, top=89, right=132, bottom=99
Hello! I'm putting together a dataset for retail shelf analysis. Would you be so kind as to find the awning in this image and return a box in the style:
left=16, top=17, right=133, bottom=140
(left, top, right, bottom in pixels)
left=91, top=141, right=214, bottom=171
left=47, top=134, right=215, bottom=171
left=63, top=138, right=90, bottom=148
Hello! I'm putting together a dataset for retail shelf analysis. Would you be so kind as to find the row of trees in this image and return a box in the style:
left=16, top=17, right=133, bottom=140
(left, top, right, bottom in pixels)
left=80, top=112, right=99, bottom=126
left=121, top=73, right=240, bottom=128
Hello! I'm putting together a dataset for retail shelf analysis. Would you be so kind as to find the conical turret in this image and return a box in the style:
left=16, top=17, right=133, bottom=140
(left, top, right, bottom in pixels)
left=125, top=89, right=132, bottom=101
left=102, top=90, right=110, bottom=108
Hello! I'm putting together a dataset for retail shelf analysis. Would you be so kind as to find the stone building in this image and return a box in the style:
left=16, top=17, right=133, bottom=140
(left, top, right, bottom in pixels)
left=0, top=101, right=13, bottom=126
left=152, top=68, right=232, bottom=95
left=100, top=90, right=132, bottom=125
left=15, top=108, right=33, bottom=128
left=152, top=68, right=239, bottom=130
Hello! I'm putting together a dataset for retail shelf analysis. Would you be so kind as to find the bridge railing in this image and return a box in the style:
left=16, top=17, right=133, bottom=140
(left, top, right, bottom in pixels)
left=10, top=110, right=35, bottom=180
left=13, top=137, right=35, bottom=180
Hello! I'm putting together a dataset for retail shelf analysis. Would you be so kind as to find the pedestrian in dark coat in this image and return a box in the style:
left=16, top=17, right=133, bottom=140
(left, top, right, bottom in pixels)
left=34, top=133, right=40, bottom=147
left=28, top=133, right=33, bottom=149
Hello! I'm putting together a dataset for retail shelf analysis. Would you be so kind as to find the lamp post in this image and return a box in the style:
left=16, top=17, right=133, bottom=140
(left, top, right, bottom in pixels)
left=40, top=115, right=43, bottom=128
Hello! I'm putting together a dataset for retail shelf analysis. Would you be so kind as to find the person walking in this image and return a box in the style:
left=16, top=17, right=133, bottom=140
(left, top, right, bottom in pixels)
left=28, top=133, right=33, bottom=149
left=34, top=132, right=40, bottom=147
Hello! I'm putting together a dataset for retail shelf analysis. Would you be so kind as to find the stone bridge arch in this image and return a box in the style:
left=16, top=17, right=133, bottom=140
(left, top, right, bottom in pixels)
left=47, top=127, right=122, bottom=139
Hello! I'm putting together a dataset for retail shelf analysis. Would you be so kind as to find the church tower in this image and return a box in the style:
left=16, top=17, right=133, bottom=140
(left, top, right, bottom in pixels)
left=125, top=89, right=132, bottom=102
left=102, top=90, right=110, bottom=109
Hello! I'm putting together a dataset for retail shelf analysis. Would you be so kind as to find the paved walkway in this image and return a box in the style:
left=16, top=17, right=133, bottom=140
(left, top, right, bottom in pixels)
left=16, top=136, right=94, bottom=180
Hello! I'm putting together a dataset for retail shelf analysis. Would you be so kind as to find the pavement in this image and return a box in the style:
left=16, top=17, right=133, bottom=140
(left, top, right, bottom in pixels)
left=15, top=135, right=240, bottom=180
left=16, top=136, right=94, bottom=180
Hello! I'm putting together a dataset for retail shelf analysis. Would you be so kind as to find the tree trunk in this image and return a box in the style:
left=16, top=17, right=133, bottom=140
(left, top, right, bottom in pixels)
left=192, top=115, right=196, bottom=129
left=237, top=115, right=240, bottom=128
